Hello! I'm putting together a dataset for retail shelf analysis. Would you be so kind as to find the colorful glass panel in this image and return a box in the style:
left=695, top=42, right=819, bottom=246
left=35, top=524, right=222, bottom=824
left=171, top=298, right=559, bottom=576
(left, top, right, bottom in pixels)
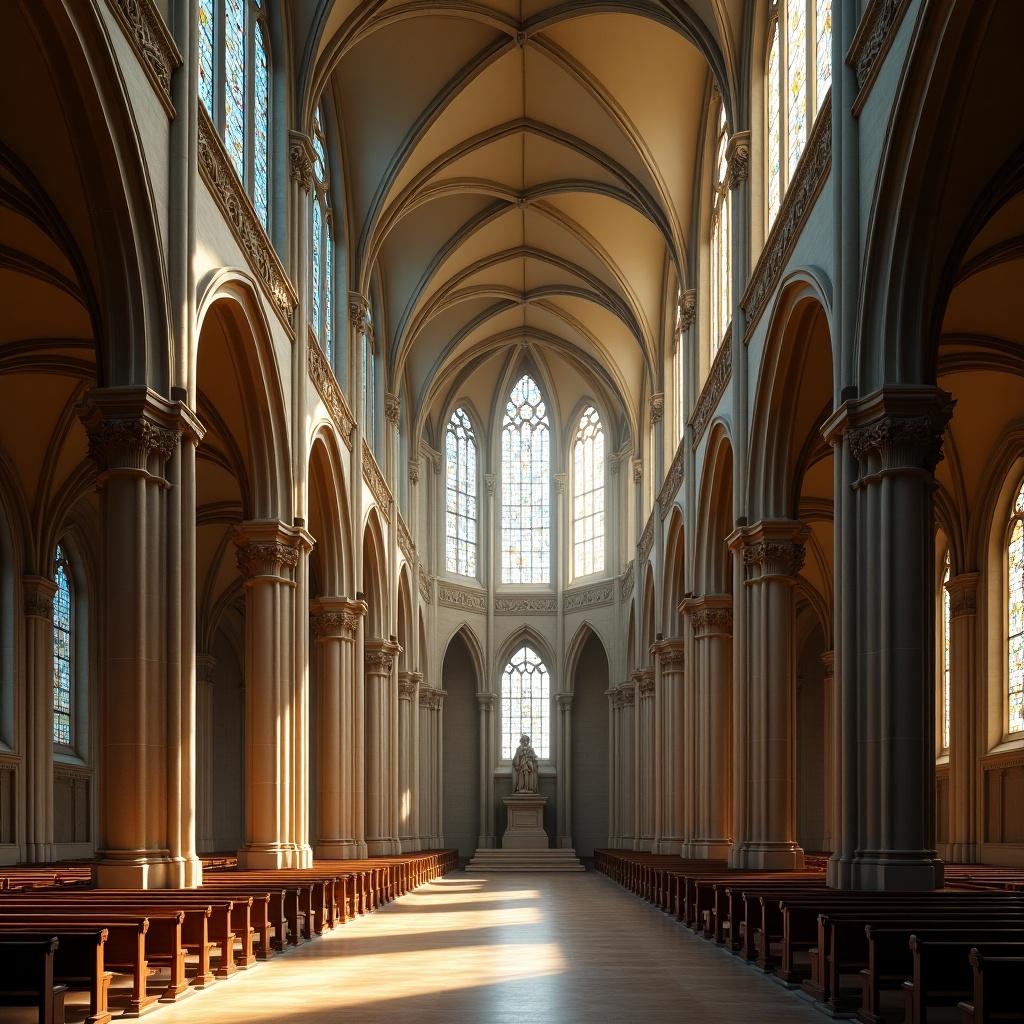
left=815, top=0, right=832, bottom=112
left=501, top=375, right=550, bottom=585
left=312, top=199, right=323, bottom=341
left=223, top=0, right=246, bottom=181
left=767, top=21, right=782, bottom=226
left=253, top=21, right=270, bottom=229
left=198, top=0, right=215, bottom=114
left=501, top=646, right=550, bottom=759
left=1009, top=485, right=1024, bottom=733
left=942, top=552, right=951, bottom=751
left=324, top=218, right=333, bottom=363
left=786, top=0, right=807, bottom=185
left=445, top=408, right=478, bottom=577
left=52, top=545, right=72, bottom=746
left=573, top=406, right=605, bottom=578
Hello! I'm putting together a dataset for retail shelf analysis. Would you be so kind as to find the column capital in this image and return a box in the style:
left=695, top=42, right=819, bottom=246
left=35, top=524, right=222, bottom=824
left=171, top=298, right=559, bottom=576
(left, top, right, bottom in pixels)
left=409, top=458, right=421, bottom=485
left=484, top=473, right=496, bottom=496
left=631, top=457, right=643, bottom=484
left=612, top=682, right=636, bottom=708
left=681, top=594, right=733, bottom=637
left=197, top=653, right=218, bottom=684
left=554, top=472, right=567, bottom=495
left=475, top=690, right=496, bottom=707
left=555, top=691, right=574, bottom=709
left=650, top=392, right=664, bottom=426
left=678, top=289, right=697, bottom=332
left=729, top=519, right=807, bottom=579
left=234, top=520, right=312, bottom=580
left=727, top=130, right=750, bottom=189
left=22, top=575, right=57, bottom=619
left=364, top=637, right=401, bottom=673
left=385, top=392, right=401, bottom=425
left=632, top=667, right=655, bottom=697
left=419, top=686, right=446, bottom=710
left=822, top=385, right=954, bottom=473
left=348, top=292, right=371, bottom=335
left=946, top=571, right=980, bottom=618
left=310, top=596, right=366, bottom=639
left=398, top=670, right=423, bottom=699
left=288, top=130, right=316, bottom=192
left=650, top=636, right=686, bottom=667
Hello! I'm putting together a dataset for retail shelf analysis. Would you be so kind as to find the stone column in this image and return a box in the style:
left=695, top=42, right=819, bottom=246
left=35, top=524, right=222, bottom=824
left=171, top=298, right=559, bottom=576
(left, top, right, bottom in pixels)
left=22, top=576, right=57, bottom=864
left=606, top=686, right=620, bottom=846
left=80, top=389, right=202, bottom=888
left=195, top=654, right=217, bottom=854
left=364, top=638, right=401, bottom=855
left=683, top=596, right=734, bottom=860
left=651, top=638, right=686, bottom=853
left=418, top=686, right=444, bottom=847
left=310, top=598, right=365, bottom=858
left=398, top=670, right=422, bottom=851
left=234, top=520, right=313, bottom=869
left=617, top=680, right=637, bottom=848
left=946, top=572, right=979, bottom=864
left=634, top=669, right=655, bottom=849
left=824, top=386, right=953, bottom=890
left=555, top=692, right=573, bottom=848
left=821, top=651, right=836, bottom=855
left=476, top=691, right=497, bottom=848
left=730, top=521, right=806, bottom=869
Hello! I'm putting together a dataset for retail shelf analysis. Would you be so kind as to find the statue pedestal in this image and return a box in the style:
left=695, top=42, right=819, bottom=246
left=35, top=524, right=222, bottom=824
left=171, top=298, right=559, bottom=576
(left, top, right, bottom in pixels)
left=501, top=793, right=548, bottom=850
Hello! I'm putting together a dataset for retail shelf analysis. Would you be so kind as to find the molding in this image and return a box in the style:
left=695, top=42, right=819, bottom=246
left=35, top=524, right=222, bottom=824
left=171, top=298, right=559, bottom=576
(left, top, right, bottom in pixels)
left=650, top=636, right=685, bottom=668
left=438, top=582, right=486, bottom=613
left=397, top=514, right=415, bottom=566
left=690, top=332, right=731, bottom=449
left=638, top=513, right=655, bottom=566
left=198, top=106, right=297, bottom=333
left=682, top=595, right=733, bottom=638
left=105, top=0, right=181, bottom=117
left=234, top=521, right=310, bottom=580
left=418, top=564, right=433, bottom=604
left=563, top=580, right=614, bottom=611
left=308, top=337, right=355, bottom=449
left=732, top=521, right=808, bottom=580
left=620, top=560, right=635, bottom=600
left=419, top=686, right=445, bottom=710
left=361, top=441, right=394, bottom=519
left=741, top=94, right=832, bottom=334
left=848, top=0, right=913, bottom=114
left=494, top=595, right=556, bottom=615
left=657, top=438, right=685, bottom=518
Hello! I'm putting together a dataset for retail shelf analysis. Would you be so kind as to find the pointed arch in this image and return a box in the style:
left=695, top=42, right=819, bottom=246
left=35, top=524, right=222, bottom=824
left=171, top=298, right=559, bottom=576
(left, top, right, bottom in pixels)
left=641, top=562, right=656, bottom=661
left=361, top=506, right=388, bottom=637
left=396, top=564, right=412, bottom=671
left=564, top=621, right=609, bottom=690
left=694, top=423, right=734, bottom=595
left=307, top=426, right=352, bottom=597
left=663, top=506, right=686, bottom=637
left=442, top=622, right=485, bottom=689
left=498, top=632, right=553, bottom=760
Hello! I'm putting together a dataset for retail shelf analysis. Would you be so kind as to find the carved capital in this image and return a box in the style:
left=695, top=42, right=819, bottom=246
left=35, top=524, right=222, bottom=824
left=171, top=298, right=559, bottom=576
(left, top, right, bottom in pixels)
left=364, top=638, right=401, bottom=674
left=633, top=668, right=655, bottom=697
left=310, top=597, right=366, bottom=639
left=385, top=392, right=401, bottom=425
left=727, top=131, right=750, bottom=189
left=234, top=521, right=310, bottom=580
left=946, top=571, right=980, bottom=619
left=651, top=636, right=686, bottom=669
left=484, top=473, right=496, bottom=496
left=348, top=293, right=371, bottom=336
left=554, top=472, right=567, bottom=495
left=678, top=289, right=697, bottom=332
left=288, top=131, right=315, bottom=192
left=650, top=392, right=664, bottom=426
left=611, top=682, right=636, bottom=708
left=398, top=671, right=423, bottom=700
left=682, top=595, right=734, bottom=637
left=632, top=458, right=643, bottom=485
left=732, top=520, right=807, bottom=579
left=419, top=686, right=445, bottom=710
left=409, top=458, right=421, bottom=485
left=22, top=575, right=57, bottom=619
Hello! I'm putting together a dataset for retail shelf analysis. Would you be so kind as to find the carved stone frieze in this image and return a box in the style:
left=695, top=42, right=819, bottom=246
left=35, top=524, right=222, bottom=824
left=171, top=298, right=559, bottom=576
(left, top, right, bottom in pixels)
left=495, top=595, right=556, bottom=615
left=657, top=439, right=685, bottom=518
left=198, top=108, right=297, bottom=328
left=620, top=559, right=635, bottom=599
left=741, top=95, right=831, bottom=332
left=418, top=565, right=433, bottom=604
left=308, top=338, right=356, bottom=449
left=362, top=441, right=394, bottom=519
left=848, top=0, right=912, bottom=97
left=438, top=582, right=486, bottom=613
left=563, top=581, right=614, bottom=611
left=689, top=333, right=732, bottom=448
left=397, top=515, right=415, bottom=566
left=639, top=515, right=655, bottom=566
left=105, top=0, right=181, bottom=113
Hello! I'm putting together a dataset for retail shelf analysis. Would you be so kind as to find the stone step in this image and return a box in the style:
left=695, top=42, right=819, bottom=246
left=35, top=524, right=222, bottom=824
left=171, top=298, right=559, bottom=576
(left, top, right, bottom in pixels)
left=465, top=848, right=586, bottom=872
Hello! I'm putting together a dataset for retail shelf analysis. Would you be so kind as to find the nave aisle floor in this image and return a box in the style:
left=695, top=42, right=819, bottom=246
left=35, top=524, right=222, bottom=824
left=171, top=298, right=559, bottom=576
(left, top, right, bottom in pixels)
left=153, top=871, right=825, bottom=1024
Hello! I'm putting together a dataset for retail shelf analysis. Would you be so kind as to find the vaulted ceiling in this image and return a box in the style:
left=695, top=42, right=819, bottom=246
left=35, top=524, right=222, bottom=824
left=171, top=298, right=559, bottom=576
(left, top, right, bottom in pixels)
left=294, top=2, right=742, bottom=448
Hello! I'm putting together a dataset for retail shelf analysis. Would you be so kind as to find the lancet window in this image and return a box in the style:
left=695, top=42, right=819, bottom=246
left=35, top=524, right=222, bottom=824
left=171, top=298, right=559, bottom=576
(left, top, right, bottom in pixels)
left=1009, top=482, right=1024, bottom=734
left=52, top=544, right=73, bottom=747
left=311, top=105, right=334, bottom=362
left=501, top=375, right=550, bottom=585
left=572, top=406, right=605, bottom=578
left=445, top=408, right=478, bottom=578
left=198, top=0, right=272, bottom=230
left=710, top=103, right=731, bottom=355
left=500, top=646, right=550, bottom=759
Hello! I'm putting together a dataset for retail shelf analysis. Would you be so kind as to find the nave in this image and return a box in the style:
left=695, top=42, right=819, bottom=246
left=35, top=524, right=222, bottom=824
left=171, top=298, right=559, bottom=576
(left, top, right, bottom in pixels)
left=145, top=873, right=824, bottom=1024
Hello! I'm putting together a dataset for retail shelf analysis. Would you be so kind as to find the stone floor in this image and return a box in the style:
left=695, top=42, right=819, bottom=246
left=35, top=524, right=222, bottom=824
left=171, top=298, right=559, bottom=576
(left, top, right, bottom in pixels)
left=149, top=871, right=826, bottom=1024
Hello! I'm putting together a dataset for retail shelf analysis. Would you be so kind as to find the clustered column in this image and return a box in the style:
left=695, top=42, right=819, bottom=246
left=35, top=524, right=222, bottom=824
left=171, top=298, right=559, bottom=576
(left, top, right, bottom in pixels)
left=634, top=669, right=656, bottom=847
left=364, top=638, right=401, bottom=855
left=731, top=521, right=806, bottom=869
left=608, top=681, right=636, bottom=847
left=234, top=520, right=314, bottom=869
left=946, top=572, right=979, bottom=864
left=555, top=693, right=573, bottom=848
left=684, top=597, right=733, bottom=860
left=651, top=638, right=686, bottom=853
left=195, top=653, right=216, bottom=853
left=418, top=686, right=445, bottom=848
left=397, top=670, right=422, bottom=851
left=310, top=598, right=366, bottom=858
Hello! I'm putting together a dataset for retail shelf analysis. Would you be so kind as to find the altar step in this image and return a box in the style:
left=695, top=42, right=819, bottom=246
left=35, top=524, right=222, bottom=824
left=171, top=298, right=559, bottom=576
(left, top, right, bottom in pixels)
left=465, top=848, right=585, bottom=872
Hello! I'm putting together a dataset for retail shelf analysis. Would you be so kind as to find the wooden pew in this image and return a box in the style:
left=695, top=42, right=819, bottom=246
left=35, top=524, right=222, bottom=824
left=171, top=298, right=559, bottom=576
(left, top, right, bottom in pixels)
left=957, top=951, right=1024, bottom=1023
left=0, top=936, right=67, bottom=1024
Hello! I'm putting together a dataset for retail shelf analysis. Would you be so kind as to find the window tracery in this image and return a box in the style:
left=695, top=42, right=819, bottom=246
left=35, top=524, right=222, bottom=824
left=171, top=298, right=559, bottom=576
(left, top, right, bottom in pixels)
left=500, top=645, right=550, bottom=759
left=572, top=406, right=605, bottom=578
left=52, top=544, right=73, bottom=747
left=445, top=408, right=478, bottom=578
left=710, top=103, right=731, bottom=356
left=766, top=0, right=831, bottom=228
left=198, top=0, right=272, bottom=230
left=501, top=375, right=551, bottom=585
left=311, top=105, right=334, bottom=363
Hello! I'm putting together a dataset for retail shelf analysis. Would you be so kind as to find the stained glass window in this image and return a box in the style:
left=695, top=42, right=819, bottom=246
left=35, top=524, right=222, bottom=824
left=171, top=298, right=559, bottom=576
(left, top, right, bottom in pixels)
left=198, top=1, right=271, bottom=228
left=52, top=544, right=72, bottom=746
left=311, top=105, right=335, bottom=364
left=501, top=374, right=550, bottom=585
left=363, top=332, right=375, bottom=440
left=501, top=646, right=550, bottom=759
left=445, top=409, right=478, bottom=577
left=1008, top=483, right=1024, bottom=734
left=573, top=406, right=605, bottom=578
left=675, top=287, right=686, bottom=445
left=942, top=551, right=951, bottom=751
left=710, top=104, right=731, bottom=356
left=766, top=1, right=831, bottom=229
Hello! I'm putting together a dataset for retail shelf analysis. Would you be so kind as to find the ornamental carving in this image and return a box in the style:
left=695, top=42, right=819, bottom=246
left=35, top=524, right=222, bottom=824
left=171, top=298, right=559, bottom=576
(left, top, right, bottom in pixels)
left=639, top=515, right=655, bottom=566
left=22, top=577, right=56, bottom=619
left=364, top=640, right=400, bottom=674
left=690, top=333, right=732, bottom=448
left=632, top=458, right=643, bottom=485
left=438, top=582, right=486, bottom=613
left=650, top=393, right=664, bottom=426
left=689, top=607, right=733, bottom=637
left=198, top=108, right=297, bottom=328
left=611, top=685, right=636, bottom=709
left=652, top=639, right=686, bottom=668
left=495, top=595, right=556, bottom=614
left=311, top=609, right=360, bottom=639
left=638, top=675, right=656, bottom=698
left=398, top=515, right=415, bottom=566
left=847, top=413, right=949, bottom=473
left=418, top=566, right=433, bottom=603
left=484, top=473, right=496, bottom=496
left=362, top=441, right=394, bottom=519
left=848, top=0, right=911, bottom=94
left=385, top=393, right=401, bottom=425
left=679, top=289, right=697, bottom=333
left=554, top=473, right=567, bottom=495
left=106, top=0, right=181, bottom=112
left=86, top=416, right=180, bottom=470
left=728, top=134, right=750, bottom=190
left=620, top=559, right=635, bottom=599
left=563, top=582, right=614, bottom=611
left=308, top=338, right=356, bottom=449
left=657, top=440, right=685, bottom=518
left=288, top=133, right=314, bottom=192
left=741, top=95, right=831, bottom=332
left=409, top=459, right=420, bottom=485
left=742, top=540, right=805, bottom=578
left=398, top=672, right=422, bottom=700
left=947, top=573, right=979, bottom=619
left=236, top=540, right=301, bottom=579
left=419, top=687, right=444, bottom=710
left=348, top=293, right=371, bottom=336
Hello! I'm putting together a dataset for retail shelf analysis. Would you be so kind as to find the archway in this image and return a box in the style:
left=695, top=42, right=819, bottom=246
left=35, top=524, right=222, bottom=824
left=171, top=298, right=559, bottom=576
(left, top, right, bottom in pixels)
left=442, top=628, right=481, bottom=859
left=569, top=626, right=610, bottom=858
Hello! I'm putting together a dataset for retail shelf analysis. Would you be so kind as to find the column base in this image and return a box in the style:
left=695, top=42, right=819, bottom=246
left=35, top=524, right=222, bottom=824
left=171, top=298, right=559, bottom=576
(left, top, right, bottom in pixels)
left=25, top=843, right=56, bottom=865
left=946, top=842, right=978, bottom=865
left=733, top=842, right=805, bottom=870
left=476, top=834, right=497, bottom=849
left=850, top=852, right=943, bottom=891
left=689, top=839, right=732, bottom=860
left=314, top=839, right=366, bottom=860
left=399, top=837, right=421, bottom=853
left=238, top=844, right=309, bottom=869
left=655, top=838, right=687, bottom=855
left=93, top=852, right=201, bottom=889
left=365, top=838, right=402, bottom=856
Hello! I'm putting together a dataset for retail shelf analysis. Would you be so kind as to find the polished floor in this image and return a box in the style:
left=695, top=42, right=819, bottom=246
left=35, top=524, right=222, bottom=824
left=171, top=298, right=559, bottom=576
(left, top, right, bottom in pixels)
left=150, top=871, right=824, bottom=1024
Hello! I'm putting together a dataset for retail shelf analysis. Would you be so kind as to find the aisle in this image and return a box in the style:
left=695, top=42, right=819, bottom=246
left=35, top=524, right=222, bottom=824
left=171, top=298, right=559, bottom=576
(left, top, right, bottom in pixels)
left=154, top=872, right=824, bottom=1024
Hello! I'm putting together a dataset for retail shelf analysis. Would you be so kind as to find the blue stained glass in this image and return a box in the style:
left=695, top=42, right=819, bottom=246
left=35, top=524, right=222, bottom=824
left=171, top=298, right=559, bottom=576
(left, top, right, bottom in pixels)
left=942, top=552, right=951, bottom=751
left=445, top=408, right=478, bottom=577
left=254, top=21, right=270, bottom=229
left=1009, top=486, right=1024, bottom=734
left=198, top=0, right=215, bottom=114
left=324, top=219, right=333, bottom=363
left=224, top=0, right=246, bottom=181
left=312, top=199, right=322, bottom=339
left=52, top=544, right=72, bottom=746
left=815, top=0, right=832, bottom=112
left=501, top=646, right=550, bottom=759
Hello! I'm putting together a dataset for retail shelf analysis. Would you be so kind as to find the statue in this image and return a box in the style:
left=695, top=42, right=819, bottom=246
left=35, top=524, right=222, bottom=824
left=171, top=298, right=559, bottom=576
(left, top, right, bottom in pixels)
left=512, top=734, right=539, bottom=793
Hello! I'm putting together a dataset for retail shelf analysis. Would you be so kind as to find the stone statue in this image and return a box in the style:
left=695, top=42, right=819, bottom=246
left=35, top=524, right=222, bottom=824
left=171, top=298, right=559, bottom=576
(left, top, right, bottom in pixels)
left=512, top=734, right=539, bottom=793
